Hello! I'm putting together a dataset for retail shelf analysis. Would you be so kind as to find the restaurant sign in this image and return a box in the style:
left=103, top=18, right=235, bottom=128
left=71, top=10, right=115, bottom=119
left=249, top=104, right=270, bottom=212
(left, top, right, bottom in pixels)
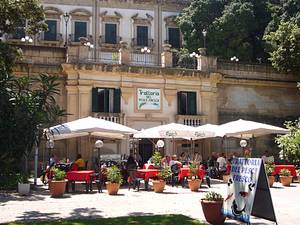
left=137, top=88, right=161, bottom=110
left=223, top=158, right=277, bottom=224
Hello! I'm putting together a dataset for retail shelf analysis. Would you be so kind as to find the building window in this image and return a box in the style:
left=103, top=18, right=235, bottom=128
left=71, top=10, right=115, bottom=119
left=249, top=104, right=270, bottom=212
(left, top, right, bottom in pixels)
left=168, top=27, right=180, bottom=49
left=44, top=20, right=57, bottom=41
left=92, top=88, right=121, bottom=113
left=105, top=23, right=117, bottom=44
left=74, top=21, right=87, bottom=42
left=177, top=91, right=197, bottom=115
left=137, top=25, right=148, bottom=46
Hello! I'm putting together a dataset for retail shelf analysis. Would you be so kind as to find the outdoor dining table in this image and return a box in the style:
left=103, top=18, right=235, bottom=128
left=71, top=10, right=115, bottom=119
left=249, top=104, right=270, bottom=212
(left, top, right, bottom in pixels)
left=272, top=165, right=297, bottom=177
left=178, top=167, right=206, bottom=183
left=136, top=168, right=159, bottom=190
left=66, top=170, right=95, bottom=193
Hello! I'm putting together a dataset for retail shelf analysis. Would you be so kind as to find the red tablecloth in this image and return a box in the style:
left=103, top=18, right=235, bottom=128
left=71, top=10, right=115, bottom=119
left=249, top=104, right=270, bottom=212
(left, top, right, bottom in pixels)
left=66, top=170, right=95, bottom=183
left=137, top=169, right=159, bottom=181
left=178, top=167, right=206, bottom=181
left=272, top=165, right=297, bottom=176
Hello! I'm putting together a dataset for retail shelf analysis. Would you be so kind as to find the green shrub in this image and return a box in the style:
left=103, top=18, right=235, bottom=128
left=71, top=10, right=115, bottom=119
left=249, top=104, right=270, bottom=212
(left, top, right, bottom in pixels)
left=265, top=163, right=275, bottom=176
left=106, top=166, right=123, bottom=184
left=280, top=169, right=291, bottom=176
left=152, top=151, right=162, bottom=166
left=52, top=168, right=66, bottom=181
left=189, top=161, right=198, bottom=179
left=158, top=166, right=172, bottom=181
left=203, top=191, right=223, bottom=201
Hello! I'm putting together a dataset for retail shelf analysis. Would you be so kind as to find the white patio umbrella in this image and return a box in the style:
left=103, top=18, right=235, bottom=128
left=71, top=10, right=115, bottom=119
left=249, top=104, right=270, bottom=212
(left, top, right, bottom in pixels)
left=218, top=119, right=289, bottom=138
left=134, top=123, right=198, bottom=154
left=47, top=116, right=137, bottom=140
left=133, top=123, right=197, bottom=139
left=193, top=124, right=221, bottom=140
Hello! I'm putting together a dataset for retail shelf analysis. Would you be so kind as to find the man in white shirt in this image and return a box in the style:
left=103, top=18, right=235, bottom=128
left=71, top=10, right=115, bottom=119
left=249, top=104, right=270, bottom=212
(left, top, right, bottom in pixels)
left=217, top=153, right=227, bottom=172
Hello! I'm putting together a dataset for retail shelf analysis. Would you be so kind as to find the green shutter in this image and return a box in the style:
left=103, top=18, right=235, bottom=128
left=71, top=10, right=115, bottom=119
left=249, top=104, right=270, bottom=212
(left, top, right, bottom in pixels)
left=113, top=89, right=121, bottom=113
left=104, top=89, right=109, bottom=113
left=187, top=92, right=197, bottom=115
left=177, top=92, right=182, bottom=115
left=92, top=88, right=99, bottom=112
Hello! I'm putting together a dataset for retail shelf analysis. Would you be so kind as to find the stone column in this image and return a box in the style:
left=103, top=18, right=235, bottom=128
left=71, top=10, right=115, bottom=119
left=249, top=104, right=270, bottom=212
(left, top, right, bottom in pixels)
left=161, top=44, right=173, bottom=68
left=119, top=41, right=130, bottom=65
left=197, top=48, right=217, bottom=72
left=200, top=91, right=218, bottom=124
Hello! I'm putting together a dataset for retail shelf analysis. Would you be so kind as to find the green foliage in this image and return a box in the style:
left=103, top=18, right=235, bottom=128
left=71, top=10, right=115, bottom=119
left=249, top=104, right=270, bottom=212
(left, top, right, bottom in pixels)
left=189, top=161, right=198, bottom=178
left=264, top=21, right=300, bottom=73
left=172, top=48, right=196, bottom=69
left=152, top=151, right=162, bottom=166
left=16, top=172, right=30, bottom=183
left=52, top=168, right=66, bottom=181
left=276, top=119, right=300, bottom=164
left=177, top=0, right=270, bottom=62
left=0, top=0, right=47, bottom=36
left=0, top=162, right=22, bottom=190
left=106, top=166, right=123, bottom=184
left=280, top=168, right=291, bottom=176
left=203, top=191, right=223, bottom=201
left=158, top=166, right=172, bottom=181
left=265, top=163, right=275, bottom=176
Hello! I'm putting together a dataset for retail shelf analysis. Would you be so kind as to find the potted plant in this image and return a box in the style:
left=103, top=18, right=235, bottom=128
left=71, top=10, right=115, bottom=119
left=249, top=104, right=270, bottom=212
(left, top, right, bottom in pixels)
left=280, top=168, right=293, bottom=186
left=152, top=151, right=162, bottom=168
left=17, top=173, right=30, bottom=195
left=188, top=161, right=202, bottom=192
left=49, top=168, right=66, bottom=197
left=152, top=166, right=172, bottom=193
left=201, top=191, right=225, bottom=225
left=105, top=165, right=123, bottom=195
left=265, top=163, right=275, bottom=187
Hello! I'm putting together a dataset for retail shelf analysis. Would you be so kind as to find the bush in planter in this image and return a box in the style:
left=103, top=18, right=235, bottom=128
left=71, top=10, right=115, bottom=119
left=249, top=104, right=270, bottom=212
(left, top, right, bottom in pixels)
left=201, top=191, right=225, bottom=225
left=188, top=161, right=201, bottom=191
left=50, top=168, right=66, bottom=197
left=265, top=163, right=275, bottom=187
left=106, top=166, right=123, bottom=195
left=279, top=168, right=293, bottom=186
left=153, top=166, right=172, bottom=193
left=152, top=151, right=162, bottom=167
left=17, top=172, right=30, bottom=195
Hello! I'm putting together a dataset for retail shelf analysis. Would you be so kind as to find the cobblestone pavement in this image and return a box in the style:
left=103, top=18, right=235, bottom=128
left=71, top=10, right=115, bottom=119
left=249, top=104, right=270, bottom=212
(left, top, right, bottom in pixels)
left=0, top=179, right=299, bottom=224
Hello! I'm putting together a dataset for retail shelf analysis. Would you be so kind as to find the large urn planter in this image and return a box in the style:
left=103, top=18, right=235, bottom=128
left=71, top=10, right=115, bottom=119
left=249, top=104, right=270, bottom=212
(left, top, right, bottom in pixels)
left=188, top=179, right=202, bottom=192
left=50, top=180, right=66, bottom=197
left=152, top=180, right=166, bottom=193
left=201, top=199, right=225, bottom=225
left=280, top=176, right=293, bottom=186
left=222, top=175, right=230, bottom=183
left=268, top=176, right=275, bottom=187
left=18, top=183, right=30, bottom=195
left=106, top=182, right=120, bottom=195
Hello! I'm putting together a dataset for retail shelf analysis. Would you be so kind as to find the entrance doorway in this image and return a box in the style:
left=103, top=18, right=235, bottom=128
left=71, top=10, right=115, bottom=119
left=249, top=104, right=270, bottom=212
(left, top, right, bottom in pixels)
left=139, top=139, right=154, bottom=164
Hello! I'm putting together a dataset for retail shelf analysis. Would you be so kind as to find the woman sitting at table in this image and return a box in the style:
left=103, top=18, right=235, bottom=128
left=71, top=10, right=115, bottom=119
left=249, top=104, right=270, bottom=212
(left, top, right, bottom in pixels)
left=74, top=154, right=85, bottom=170
left=161, top=155, right=171, bottom=166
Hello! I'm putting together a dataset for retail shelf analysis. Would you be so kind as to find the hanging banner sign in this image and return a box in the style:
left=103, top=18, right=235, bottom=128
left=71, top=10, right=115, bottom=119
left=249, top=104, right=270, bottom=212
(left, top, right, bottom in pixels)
left=223, top=158, right=277, bottom=224
left=137, top=88, right=161, bottom=110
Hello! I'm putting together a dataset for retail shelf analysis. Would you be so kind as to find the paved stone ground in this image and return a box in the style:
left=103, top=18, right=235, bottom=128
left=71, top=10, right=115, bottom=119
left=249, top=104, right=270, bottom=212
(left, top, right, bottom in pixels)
left=0, top=179, right=299, bottom=224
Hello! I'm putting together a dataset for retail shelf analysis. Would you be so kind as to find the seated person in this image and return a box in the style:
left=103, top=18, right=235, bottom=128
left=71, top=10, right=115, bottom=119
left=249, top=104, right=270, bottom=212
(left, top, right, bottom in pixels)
left=217, top=153, right=227, bottom=173
left=161, top=155, right=171, bottom=166
left=169, top=155, right=182, bottom=167
left=74, top=154, right=85, bottom=170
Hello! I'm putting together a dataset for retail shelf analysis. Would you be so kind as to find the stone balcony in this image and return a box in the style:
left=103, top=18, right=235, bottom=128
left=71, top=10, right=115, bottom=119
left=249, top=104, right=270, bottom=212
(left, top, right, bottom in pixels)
left=92, top=112, right=125, bottom=124
left=175, top=114, right=207, bottom=127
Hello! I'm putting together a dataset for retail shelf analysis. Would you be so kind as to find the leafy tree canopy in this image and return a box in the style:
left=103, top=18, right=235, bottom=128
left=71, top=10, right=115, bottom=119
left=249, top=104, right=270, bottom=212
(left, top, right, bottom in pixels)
left=177, top=0, right=300, bottom=72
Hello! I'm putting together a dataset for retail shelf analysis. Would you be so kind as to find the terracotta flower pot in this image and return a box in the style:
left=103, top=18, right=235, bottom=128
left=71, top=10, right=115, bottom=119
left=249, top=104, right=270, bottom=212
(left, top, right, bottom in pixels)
left=106, top=182, right=120, bottom=195
left=201, top=199, right=225, bottom=225
left=188, top=179, right=202, bottom=192
left=280, top=176, right=293, bottom=186
left=268, top=176, right=275, bottom=187
left=152, top=180, right=166, bottom=193
left=222, top=175, right=230, bottom=183
left=49, top=180, right=66, bottom=198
